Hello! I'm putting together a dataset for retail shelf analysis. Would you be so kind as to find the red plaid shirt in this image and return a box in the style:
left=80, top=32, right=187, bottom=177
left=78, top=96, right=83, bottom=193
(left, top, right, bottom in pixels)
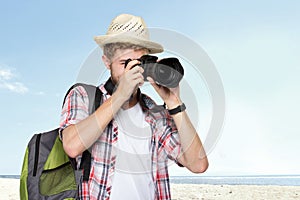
left=59, top=82, right=182, bottom=200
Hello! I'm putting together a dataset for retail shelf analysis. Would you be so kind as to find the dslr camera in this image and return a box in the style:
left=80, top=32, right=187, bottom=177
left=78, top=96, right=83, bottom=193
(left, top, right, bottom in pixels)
left=125, top=55, right=184, bottom=88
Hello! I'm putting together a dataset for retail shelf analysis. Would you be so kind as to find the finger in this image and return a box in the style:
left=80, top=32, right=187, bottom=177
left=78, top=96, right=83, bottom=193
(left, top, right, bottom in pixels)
left=139, top=66, right=144, bottom=74
left=147, top=77, right=160, bottom=91
left=138, top=80, right=144, bottom=87
left=131, top=66, right=144, bottom=74
left=125, top=60, right=141, bottom=71
left=136, top=77, right=145, bottom=87
left=147, top=76, right=155, bottom=83
left=129, top=76, right=144, bottom=90
left=132, top=73, right=144, bottom=83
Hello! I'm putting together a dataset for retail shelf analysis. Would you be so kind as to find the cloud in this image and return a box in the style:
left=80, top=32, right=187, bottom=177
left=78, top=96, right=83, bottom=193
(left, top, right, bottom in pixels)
left=35, top=91, right=45, bottom=96
left=0, top=69, right=14, bottom=80
left=0, top=67, right=29, bottom=94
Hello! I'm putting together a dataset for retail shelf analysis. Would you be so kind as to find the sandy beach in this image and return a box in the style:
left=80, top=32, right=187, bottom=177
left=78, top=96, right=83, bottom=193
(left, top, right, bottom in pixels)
left=170, top=184, right=300, bottom=200
left=1, top=178, right=299, bottom=200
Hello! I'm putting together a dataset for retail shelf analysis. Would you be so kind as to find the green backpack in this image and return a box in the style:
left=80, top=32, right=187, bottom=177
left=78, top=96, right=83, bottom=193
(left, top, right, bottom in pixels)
left=20, top=83, right=102, bottom=200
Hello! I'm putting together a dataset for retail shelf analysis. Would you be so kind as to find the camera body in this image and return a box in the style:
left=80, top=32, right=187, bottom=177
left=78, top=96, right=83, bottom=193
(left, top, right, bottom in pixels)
left=125, top=55, right=184, bottom=88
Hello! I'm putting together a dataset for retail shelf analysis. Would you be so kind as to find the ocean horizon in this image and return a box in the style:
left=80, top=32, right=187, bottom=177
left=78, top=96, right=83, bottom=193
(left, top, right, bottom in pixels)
left=170, top=175, right=300, bottom=186
left=1, top=174, right=300, bottom=186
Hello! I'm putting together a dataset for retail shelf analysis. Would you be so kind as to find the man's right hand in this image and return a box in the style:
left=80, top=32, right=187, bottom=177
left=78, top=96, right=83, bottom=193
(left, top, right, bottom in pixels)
left=115, top=59, right=144, bottom=101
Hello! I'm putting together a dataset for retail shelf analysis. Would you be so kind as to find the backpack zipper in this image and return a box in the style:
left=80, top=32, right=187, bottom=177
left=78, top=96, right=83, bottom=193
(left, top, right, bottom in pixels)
left=33, top=134, right=41, bottom=176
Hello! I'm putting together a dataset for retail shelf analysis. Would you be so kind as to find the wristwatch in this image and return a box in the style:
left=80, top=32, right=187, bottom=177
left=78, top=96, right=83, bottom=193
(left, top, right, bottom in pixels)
left=168, top=103, right=186, bottom=115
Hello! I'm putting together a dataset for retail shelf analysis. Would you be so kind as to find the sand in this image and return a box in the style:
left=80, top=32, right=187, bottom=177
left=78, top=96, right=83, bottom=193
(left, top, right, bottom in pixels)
left=1, top=178, right=299, bottom=200
left=170, top=184, right=300, bottom=200
left=0, top=178, right=20, bottom=200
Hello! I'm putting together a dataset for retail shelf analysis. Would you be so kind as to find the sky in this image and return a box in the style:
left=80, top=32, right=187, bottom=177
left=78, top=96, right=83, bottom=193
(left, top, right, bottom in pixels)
left=0, top=0, right=300, bottom=176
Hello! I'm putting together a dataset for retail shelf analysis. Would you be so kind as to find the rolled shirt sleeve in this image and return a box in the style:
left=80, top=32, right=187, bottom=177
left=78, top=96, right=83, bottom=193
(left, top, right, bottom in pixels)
left=59, top=86, right=89, bottom=140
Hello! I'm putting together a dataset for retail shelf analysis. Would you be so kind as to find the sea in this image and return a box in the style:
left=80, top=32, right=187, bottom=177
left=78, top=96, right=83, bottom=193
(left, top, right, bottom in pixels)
left=170, top=175, right=300, bottom=186
left=1, top=175, right=300, bottom=186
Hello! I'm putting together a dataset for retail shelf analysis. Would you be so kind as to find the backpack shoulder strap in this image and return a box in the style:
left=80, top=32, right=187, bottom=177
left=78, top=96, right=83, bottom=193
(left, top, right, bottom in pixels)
left=63, top=83, right=103, bottom=182
left=62, top=83, right=102, bottom=114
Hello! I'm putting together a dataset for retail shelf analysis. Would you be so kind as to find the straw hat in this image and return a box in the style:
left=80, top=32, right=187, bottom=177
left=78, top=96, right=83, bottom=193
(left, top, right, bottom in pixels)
left=94, top=14, right=163, bottom=54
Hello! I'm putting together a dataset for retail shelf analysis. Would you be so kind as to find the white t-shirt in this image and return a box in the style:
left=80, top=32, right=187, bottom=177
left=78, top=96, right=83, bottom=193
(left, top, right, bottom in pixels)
left=110, top=103, right=155, bottom=200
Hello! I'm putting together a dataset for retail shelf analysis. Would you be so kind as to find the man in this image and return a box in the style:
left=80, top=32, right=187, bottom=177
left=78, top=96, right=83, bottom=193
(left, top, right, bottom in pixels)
left=59, top=13, right=208, bottom=200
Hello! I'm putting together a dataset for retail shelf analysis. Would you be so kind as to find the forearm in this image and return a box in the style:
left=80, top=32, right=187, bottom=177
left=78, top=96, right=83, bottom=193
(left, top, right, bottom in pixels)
left=147, top=77, right=208, bottom=172
left=62, top=92, right=125, bottom=158
left=171, top=109, right=209, bottom=173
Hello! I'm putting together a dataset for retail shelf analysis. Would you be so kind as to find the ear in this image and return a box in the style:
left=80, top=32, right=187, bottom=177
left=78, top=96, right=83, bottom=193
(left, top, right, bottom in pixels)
left=102, top=55, right=111, bottom=70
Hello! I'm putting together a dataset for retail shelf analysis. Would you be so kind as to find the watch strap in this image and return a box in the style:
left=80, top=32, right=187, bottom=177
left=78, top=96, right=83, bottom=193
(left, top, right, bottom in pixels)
left=168, top=103, right=186, bottom=115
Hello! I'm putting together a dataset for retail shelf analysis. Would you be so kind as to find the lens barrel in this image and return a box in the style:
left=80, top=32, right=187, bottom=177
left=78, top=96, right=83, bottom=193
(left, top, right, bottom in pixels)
left=125, top=55, right=184, bottom=88
left=140, top=55, right=184, bottom=88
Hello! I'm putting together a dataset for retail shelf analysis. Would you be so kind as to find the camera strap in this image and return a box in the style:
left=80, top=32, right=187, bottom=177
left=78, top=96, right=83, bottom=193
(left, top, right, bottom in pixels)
left=104, top=77, right=116, bottom=95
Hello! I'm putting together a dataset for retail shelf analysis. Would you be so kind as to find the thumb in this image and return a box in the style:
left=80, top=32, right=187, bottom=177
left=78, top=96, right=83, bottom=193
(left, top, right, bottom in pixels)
left=147, top=77, right=160, bottom=91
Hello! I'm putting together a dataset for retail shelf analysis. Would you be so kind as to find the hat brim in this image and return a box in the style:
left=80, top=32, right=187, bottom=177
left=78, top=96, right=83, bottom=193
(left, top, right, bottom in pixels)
left=94, top=34, right=163, bottom=54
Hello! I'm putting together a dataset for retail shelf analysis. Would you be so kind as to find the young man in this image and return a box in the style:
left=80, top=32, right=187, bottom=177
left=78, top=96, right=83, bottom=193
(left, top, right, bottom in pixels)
left=59, top=14, right=208, bottom=200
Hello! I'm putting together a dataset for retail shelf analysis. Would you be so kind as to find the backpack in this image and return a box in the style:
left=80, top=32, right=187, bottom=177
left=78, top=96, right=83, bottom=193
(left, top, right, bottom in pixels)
left=20, top=83, right=102, bottom=200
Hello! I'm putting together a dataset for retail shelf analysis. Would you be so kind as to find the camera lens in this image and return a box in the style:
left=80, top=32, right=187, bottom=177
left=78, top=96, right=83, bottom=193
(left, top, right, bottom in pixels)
left=125, top=55, right=184, bottom=88
left=155, top=58, right=184, bottom=88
